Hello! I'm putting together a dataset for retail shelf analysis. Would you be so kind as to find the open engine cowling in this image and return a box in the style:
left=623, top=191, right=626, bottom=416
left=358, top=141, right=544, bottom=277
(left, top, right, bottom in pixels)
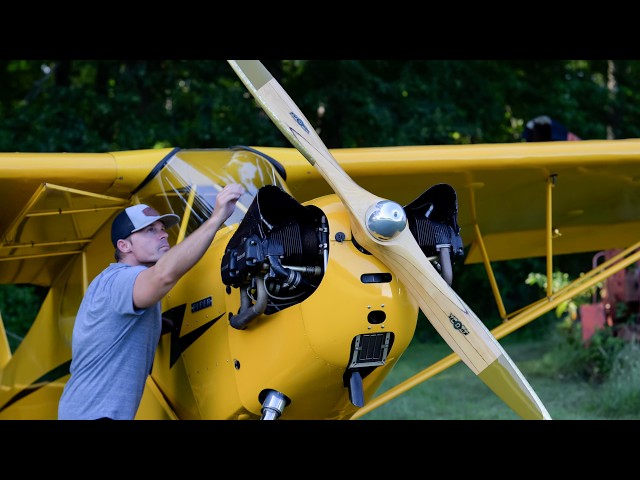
left=404, top=183, right=464, bottom=285
left=221, top=185, right=328, bottom=329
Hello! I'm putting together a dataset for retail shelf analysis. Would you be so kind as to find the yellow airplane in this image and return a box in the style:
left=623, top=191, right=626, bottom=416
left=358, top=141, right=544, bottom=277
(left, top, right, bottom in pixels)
left=0, top=60, right=639, bottom=420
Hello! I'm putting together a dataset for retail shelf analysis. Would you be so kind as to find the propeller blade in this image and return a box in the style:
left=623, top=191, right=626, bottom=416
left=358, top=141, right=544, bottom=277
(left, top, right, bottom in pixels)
left=228, top=60, right=551, bottom=420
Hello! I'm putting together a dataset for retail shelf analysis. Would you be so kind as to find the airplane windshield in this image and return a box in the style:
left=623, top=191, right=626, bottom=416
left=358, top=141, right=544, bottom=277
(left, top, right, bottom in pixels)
left=131, top=147, right=291, bottom=237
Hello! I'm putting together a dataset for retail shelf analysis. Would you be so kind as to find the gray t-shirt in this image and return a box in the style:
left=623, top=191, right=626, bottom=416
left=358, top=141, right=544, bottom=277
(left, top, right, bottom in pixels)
left=58, top=263, right=162, bottom=420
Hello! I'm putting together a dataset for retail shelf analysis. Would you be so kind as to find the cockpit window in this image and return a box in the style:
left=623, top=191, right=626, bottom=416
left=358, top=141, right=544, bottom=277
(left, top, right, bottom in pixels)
left=133, top=148, right=290, bottom=236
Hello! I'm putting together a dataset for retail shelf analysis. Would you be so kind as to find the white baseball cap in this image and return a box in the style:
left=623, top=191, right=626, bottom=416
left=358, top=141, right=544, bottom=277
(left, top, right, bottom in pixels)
left=111, top=204, right=180, bottom=247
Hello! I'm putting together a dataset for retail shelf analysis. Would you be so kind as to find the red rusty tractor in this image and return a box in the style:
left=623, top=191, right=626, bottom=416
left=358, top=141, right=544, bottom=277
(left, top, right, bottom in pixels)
left=580, top=249, right=640, bottom=343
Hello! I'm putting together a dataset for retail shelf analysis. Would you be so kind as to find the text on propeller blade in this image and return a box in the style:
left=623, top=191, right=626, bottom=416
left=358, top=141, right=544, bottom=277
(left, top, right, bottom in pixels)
left=449, top=313, right=469, bottom=335
left=289, top=112, right=310, bottom=133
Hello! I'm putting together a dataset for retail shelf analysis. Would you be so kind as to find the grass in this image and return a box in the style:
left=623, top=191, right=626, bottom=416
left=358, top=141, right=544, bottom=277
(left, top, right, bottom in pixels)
left=357, top=332, right=640, bottom=420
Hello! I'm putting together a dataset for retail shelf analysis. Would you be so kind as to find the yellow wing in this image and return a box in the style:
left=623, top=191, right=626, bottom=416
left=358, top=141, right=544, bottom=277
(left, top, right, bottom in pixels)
left=4, top=141, right=639, bottom=285
left=250, top=140, right=640, bottom=264
left=0, top=149, right=171, bottom=286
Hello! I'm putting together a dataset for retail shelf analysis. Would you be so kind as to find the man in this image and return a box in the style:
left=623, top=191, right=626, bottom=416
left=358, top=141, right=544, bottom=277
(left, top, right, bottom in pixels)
left=522, top=115, right=581, bottom=142
left=58, top=183, right=245, bottom=420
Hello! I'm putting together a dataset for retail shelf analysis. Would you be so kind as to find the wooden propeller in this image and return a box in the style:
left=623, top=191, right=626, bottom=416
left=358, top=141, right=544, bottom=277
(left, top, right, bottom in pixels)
left=228, top=60, right=551, bottom=420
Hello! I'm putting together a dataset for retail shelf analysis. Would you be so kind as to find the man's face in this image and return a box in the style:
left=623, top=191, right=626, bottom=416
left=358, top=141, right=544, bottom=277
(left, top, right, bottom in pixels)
left=127, top=220, right=171, bottom=265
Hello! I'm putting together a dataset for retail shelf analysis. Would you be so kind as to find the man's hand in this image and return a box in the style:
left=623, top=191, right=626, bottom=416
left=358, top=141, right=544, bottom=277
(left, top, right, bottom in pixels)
left=212, top=183, right=245, bottom=223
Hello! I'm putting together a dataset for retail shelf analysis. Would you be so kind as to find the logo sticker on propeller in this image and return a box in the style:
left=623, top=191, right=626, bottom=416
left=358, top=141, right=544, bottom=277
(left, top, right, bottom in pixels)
left=289, top=112, right=309, bottom=134
left=449, top=313, right=469, bottom=335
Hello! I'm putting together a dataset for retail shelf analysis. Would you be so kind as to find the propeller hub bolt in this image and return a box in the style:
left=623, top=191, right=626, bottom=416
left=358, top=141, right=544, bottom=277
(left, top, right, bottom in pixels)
left=365, top=200, right=407, bottom=241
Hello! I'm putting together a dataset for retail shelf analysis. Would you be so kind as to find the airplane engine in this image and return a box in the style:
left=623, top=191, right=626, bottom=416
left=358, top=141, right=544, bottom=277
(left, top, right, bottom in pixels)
left=404, top=183, right=465, bottom=286
left=221, top=185, right=328, bottom=330
left=217, top=184, right=465, bottom=419
left=219, top=188, right=419, bottom=420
